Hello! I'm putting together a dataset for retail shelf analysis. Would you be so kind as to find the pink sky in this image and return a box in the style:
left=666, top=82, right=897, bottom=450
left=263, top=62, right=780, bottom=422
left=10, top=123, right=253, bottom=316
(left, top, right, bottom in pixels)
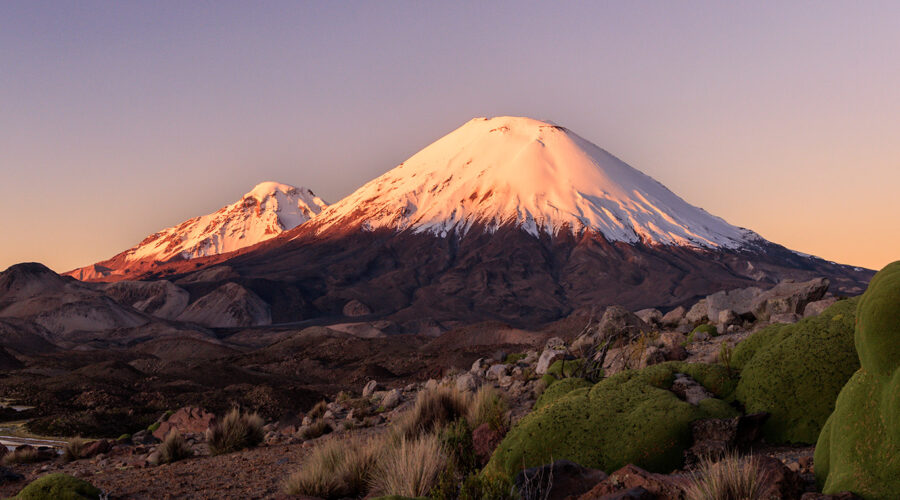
left=1, top=2, right=898, bottom=272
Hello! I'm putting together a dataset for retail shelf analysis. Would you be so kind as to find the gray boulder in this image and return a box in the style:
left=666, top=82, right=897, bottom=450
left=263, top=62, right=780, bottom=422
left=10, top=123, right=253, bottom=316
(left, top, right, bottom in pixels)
left=751, top=278, right=829, bottom=321
left=706, top=286, right=763, bottom=322
left=536, top=349, right=564, bottom=375
left=635, top=308, right=663, bottom=326
left=803, top=297, right=839, bottom=318
left=661, top=306, right=687, bottom=327
left=598, top=306, right=650, bottom=338
left=455, top=373, right=479, bottom=393
left=362, top=380, right=378, bottom=398
left=684, top=299, right=709, bottom=326
left=342, top=299, right=372, bottom=317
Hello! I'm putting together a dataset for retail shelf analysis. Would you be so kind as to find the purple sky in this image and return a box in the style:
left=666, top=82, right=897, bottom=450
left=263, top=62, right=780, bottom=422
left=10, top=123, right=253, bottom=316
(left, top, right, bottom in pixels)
left=2, top=1, right=898, bottom=271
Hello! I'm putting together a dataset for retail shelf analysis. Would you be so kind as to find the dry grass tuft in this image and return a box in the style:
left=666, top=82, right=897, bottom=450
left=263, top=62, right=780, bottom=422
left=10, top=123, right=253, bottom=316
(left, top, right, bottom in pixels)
left=299, top=419, right=333, bottom=440
left=2, top=447, right=44, bottom=465
left=397, top=385, right=470, bottom=438
left=369, top=433, right=447, bottom=497
left=158, top=429, right=194, bottom=464
left=307, top=400, right=328, bottom=420
left=468, top=385, right=509, bottom=433
left=683, top=453, right=771, bottom=500
left=63, top=437, right=86, bottom=462
left=206, top=408, right=265, bottom=456
left=283, top=435, right=383, bottom=499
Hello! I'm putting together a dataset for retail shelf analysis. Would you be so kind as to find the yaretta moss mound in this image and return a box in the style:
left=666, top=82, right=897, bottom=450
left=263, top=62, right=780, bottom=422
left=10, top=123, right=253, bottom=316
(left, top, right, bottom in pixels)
left=732, top=297, right=859, bottom=444
left=485, top=362, right=738, bottom=479
left=12, top=473, right=102, bottom=500
left=815, top=261, right=900, bottom=499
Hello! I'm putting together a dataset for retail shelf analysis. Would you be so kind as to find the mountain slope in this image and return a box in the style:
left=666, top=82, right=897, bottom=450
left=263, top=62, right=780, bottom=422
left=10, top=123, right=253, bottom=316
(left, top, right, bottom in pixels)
left=68, top=182, right=327, bottom=281
left=309, top=116, right=755, bottom=249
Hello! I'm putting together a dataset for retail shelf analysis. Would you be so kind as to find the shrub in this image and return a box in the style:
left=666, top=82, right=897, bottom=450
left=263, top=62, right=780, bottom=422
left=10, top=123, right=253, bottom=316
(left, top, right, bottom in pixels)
left=283, top=435, right=382, bottom=499
left=441, top=419, right=477, bottom=476
left=467, top=386, right=508, bottom=433
left=158, top=429, right=193, bottom=464
left=63, top=437, right=86, bottom=462
left=117, top=434, right=131, bottom=441
left=299, top=419, right=333, bottom=440
left=11, top=473, right=102, bottom=500
left=545, top=358, right=585, bottom=379
left=369, top=434, right=447, bottom=497
left=683, top=453, right=770, bottom=500
left=3, top=447, right=45, bottom=465
left=206, top=408, right=265, bottom=455
left=732, top=298, right=858, bottom=443
left=816, top=261, right=900, bottom=497
left=459, top=473, right=517, bottom=500
left=147, top=422, right=161, bottom=432
left=307, top=400, right=328, bottom=420
left=504, top=353, right=526, bottom=364
left=485, top=361, right=738, bottom=479
left=692, top=324, right=718, bottom=338
left=534, top=377, right=591, bottom=410
left=397, top=386, right=470, bottom=438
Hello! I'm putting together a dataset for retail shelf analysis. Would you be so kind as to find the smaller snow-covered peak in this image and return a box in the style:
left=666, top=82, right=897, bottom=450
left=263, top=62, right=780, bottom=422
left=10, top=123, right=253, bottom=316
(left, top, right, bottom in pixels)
left=121, top=182, right=328, bottom=263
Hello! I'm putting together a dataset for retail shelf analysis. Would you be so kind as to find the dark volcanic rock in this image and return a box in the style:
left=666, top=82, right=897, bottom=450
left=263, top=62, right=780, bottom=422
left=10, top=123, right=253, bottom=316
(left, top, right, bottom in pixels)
left=515, top=459, right=607, bottom=500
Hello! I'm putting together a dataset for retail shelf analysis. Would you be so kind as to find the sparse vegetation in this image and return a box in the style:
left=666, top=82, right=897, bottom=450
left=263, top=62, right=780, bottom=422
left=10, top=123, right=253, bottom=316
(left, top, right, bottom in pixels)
left=206, top=408, right=265, bottom=455
left=467, top=385, right=508, bottom=433
left=369, top=434, right=447, bottom=497
left=397, top=385, right=470, bottom=438
left=158, top=429, right=194, bottom=464
left=299, top=419, right=333, bottom=440
left=307, top=400, right=328, bottom=420
left=692, top=323, right=718, bottom=338
left=683, top=453, right=770, bottom=500
left=283, top=435, right=382, bottom=499
left=11, top=473, right=102, bottom=500
left=3, top=447, right=45, bottom=465
left=63, top=436, right=86, bottom=462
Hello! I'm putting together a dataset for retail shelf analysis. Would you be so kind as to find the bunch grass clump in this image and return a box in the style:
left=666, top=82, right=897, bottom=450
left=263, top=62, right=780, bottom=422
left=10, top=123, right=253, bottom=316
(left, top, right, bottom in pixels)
left=683, top=453, right=769, bottom=500
left=299, top=419, right=333, bottom=440
left=2, top=447, right=44, bottom=465
left=397, top=385, right=470, bottom=438
left=283, top=435, right=382, bottom=499
left=206, top=408, right=265, bottom=456
left=158, top=429, right=194, bottom=464
left=369, top=434, right=447, bottom=497
left=467, top=385, right=509, bottom=433
left=63, top=436, right=86, bottom=462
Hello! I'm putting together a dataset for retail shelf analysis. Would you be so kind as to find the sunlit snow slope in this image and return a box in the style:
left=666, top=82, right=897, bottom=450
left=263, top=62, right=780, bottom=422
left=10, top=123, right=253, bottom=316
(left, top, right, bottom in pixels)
left=310, top=116, right=758, bottom=249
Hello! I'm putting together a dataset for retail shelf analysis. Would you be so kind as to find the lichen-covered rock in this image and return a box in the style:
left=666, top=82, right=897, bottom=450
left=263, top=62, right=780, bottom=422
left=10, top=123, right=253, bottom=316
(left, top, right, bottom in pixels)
left=661, top=306, right=687, bottom=327
left=485, top=362, right=738, bottom=479
left=733, top=297, right=858, bottom=444
left=815, top=261, right=900, bottom=498
left=12, top=473, right=102, bottom=500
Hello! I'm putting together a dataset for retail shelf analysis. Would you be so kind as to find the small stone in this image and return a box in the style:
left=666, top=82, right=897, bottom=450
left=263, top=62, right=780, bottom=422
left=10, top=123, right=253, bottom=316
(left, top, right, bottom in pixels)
left=362, top=380, right=378, bottom=398
left=382, top=389, right=402, bottom=409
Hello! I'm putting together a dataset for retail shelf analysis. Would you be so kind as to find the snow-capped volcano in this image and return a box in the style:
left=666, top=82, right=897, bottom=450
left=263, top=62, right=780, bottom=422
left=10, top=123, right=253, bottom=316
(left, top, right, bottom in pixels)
left=67, top=182, right=327, bottom=280
left=311, top=116, right=757, bottom=249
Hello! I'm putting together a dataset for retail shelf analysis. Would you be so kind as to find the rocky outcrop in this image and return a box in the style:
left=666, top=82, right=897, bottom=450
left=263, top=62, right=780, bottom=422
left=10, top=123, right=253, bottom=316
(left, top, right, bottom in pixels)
left=750, top=278, right=829, bottom=322
left=151, top=407, right=216, bottom=441
left=100, top=280, right=189, bottom=319
left=705, top=286, right=761, bottom=322
left=577, top=464, right=687, bottom=500
left=177, top=283, right=271, bottom=327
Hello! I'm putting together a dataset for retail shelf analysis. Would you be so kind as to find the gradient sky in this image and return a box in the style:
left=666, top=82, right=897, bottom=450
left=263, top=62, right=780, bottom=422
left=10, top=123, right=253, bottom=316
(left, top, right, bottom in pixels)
left=2, top=1, right=898, bottom=272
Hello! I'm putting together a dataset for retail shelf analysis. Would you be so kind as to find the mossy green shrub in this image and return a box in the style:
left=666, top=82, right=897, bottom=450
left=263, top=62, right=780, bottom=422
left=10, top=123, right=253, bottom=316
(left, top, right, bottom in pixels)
left=691, top=323, right=718, bottom=338
left=732, top=297, right=858, bottom=444
left=503, top=353, right=526, bottom=364
left=12, top=473, right=102, bottom=500
left=545, top=358, right=585, bottom=379
left=534, top=377, right=591, bottom=410
left=485, top=361, right=738, bottom=479
left=815, top=261, right=900, bottom=498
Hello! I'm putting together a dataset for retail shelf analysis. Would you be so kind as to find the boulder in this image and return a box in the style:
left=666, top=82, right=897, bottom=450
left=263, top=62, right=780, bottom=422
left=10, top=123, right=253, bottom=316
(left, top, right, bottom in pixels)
left=487, top=363, right=510, bottom=380
left=152, top=407, right=216, bottom=441
left=545, top=337, right=566, bottom=351
left=514, top=459, right=607, bottom=500
left=342, top=299, right=371, bottom=317
left=770, top=312, right=800, bottom=324
left=670, top=373, right=714, bottom=406
left=661, top=306, right=687, bottom=327
left=536, top=349, right=564, bottom=375
left=803, top=297, right=839, bottom=318
left=716, top=309, right=739, bottom=327
left=362, top=380, right=378, bottom=398
left=705, top=286, right=762, bottom=321
left=634, top=308, right=662, bottom=326
left=597, top=306, right=650, bottom=339
left=81, top=439, right=111, bottom=458
left=381, top=389, right=402, bottom=409
left=577, top=464, right=686, bottom=500
left=755, top=455, right=805, bottom=500
left=683, top=413, right=769, bottom=467
left=683, top=299, right=708, bottom=326
left=470, top=357, right=489, bottom=376
left=750, top=278, right=829, bottom=322
left=455, top=373, right=478, bottom=393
